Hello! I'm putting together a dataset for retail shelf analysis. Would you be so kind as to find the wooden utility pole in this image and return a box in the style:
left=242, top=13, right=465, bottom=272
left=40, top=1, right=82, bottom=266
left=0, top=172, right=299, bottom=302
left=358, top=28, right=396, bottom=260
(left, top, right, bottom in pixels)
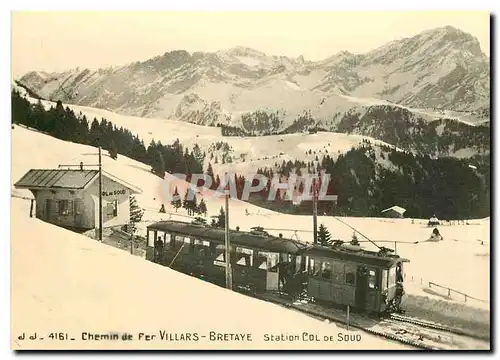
left=312, top=177, right=319, bottom=245
left=224, top=182, right=232, bottom=290
left=98, top=146, right=103, bottom=242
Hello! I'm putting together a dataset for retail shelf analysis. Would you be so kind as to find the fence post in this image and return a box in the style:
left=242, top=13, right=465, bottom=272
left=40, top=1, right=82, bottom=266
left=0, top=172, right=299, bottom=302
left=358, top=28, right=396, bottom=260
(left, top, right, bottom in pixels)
left=448, top=288, right=451, bottom=297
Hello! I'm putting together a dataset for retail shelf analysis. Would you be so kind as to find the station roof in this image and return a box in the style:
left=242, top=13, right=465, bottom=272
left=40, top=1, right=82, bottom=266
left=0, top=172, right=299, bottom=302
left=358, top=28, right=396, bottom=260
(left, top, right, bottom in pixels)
left=14, top=169, right=142, bottom=193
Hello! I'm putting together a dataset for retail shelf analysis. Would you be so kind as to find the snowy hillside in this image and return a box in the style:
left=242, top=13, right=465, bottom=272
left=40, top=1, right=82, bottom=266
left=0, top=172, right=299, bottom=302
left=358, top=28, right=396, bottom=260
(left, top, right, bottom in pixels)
left=11, top=124, right=490, bottom=305
left=16, top=89, right=403, bottom=176
left=12, top=197, right=411, bottom=350
left=17, top=26, right=489, bottom=134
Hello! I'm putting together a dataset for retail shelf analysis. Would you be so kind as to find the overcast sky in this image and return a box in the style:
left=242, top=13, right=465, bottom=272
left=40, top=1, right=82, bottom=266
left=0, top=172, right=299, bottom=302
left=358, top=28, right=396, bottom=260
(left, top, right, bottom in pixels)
left=11, top=11, right=490, bottom=78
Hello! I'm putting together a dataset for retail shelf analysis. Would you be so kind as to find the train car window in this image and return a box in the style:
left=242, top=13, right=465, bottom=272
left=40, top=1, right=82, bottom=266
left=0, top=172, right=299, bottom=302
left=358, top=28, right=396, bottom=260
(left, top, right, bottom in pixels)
left=164, top=233, right=171, bottom=245
left=147, top=230, right=156, bottom=247
left=194, top=239, right=204, bottom=256
left=313, top=261, right=322, bottom=277
left=258, top=259, right=267, bottom=270
left=267, top=253, right=280, bottom=273
left=236, top=247, right=253, bottom=267
left=209, top=242, right=217, bottom=256
left=332, top=261, right=345, bottom=283
left=368, top=269, right=377, bottom=289
left=308, top=259, right=315, bottom=275
left=382, top=269, right=388, bottom=290
left=345, top=264, right=356, bottom=285
left=214, top=245, right=226, bottom=266
left=388, top=266, right=397, bottom=288
left=321, top=261, right=332, bottom=280
left=184, top=237, right=193, bottom=253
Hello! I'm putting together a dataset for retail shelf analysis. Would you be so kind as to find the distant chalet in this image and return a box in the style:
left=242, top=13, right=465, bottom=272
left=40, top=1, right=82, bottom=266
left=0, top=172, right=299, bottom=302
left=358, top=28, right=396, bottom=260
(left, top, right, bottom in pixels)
left=381, top=206, right=406, bottom=219
left=14, top=167, right=142, bottom=232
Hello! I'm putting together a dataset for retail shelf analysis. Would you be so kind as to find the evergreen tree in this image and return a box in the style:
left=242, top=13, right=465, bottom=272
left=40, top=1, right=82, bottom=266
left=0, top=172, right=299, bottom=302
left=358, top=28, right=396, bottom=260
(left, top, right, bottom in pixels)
left=206, top=162, right=215, bottom=187
left=109, top=139, right=118, bottom=160
left=197, top=198, right=208, bottom=216
left=171, top=186, right=182, bottom=212
left=152, top=150, right=166, bottom=178
left=217, top=206, right=225, bottom=228
left=129, top=196, right=144, bottom=234
left=317, top=224, right=332, bottom=246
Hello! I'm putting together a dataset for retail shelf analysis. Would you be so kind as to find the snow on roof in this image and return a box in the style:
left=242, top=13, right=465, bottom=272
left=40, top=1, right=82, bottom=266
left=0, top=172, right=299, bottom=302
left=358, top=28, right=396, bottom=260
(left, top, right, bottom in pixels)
left=11, top=198, right=406, bottom=350
left=14, top=169, right=98, bottom=190
left=381, top=206, right=406, bottom=215
left=14, top=168, right=142, bottom=194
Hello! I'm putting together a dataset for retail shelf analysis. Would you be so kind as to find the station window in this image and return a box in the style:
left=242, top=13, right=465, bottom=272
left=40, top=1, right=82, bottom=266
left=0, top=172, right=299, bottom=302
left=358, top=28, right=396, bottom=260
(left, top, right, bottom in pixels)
left=112, top=200, right=118, bottom=217
left=59, top=200, right=74, bottom=216
left=368, top=269, right=377, bottom=289
left=321, top=261, right=332, bottom=280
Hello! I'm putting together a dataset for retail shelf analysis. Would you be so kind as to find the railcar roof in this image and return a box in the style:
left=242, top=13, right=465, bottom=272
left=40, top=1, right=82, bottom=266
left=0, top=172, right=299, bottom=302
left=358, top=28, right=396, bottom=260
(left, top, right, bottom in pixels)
left=304, top=246, right=409, bottom=268
left=148, top=221, right=309, bottom=254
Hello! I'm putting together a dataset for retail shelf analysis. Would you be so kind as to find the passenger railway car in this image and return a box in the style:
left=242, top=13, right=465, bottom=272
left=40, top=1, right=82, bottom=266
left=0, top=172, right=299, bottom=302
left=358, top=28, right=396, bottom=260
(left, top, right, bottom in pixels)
left=146, top=220, right=409, bottom=315
left=304, top=244, right=407, bottom=314
left=146, top=220, right=309, bottom=292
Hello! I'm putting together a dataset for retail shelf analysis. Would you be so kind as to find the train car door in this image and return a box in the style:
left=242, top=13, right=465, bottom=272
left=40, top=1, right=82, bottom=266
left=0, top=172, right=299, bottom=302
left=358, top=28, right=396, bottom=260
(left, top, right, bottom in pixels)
left=355, top=266, right=368, bottom=309
left=265, top=253, right=280, bottom=291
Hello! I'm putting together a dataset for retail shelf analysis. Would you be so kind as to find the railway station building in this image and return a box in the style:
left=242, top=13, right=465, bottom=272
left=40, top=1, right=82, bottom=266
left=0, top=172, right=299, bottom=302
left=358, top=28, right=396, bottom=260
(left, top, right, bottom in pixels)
left=14, top=167, right=142, bottom=232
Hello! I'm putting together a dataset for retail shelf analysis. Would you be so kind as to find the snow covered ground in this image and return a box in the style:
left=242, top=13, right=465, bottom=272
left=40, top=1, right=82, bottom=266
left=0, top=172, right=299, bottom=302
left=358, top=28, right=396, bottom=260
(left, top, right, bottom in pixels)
left=11, top=197, right=410, bottom=350
left=11, top=124, right=490, bottom=311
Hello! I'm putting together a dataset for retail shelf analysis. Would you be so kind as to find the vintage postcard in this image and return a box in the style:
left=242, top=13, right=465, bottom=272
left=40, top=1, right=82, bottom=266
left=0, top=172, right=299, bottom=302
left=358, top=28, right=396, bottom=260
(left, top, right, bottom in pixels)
left=10, top=10, right=491, bottom=351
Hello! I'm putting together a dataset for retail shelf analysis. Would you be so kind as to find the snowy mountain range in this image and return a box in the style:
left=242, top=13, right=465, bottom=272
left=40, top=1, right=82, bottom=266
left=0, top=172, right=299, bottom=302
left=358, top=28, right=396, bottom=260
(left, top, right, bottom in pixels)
left=16, top=26, right=490, bottom=157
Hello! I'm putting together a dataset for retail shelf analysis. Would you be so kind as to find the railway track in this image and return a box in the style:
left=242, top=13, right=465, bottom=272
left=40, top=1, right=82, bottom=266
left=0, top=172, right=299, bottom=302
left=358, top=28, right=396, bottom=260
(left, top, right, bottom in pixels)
left=388, top=313, right=490, bottom=341
left=252, top=292, right=490, bottom=350
left=179, top=272, right=490, bottom=350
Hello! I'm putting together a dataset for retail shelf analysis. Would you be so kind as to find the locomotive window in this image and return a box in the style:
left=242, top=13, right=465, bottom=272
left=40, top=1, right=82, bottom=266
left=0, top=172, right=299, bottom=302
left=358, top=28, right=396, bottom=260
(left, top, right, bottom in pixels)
left=313, top=261, right=322, bottom=277
left=368, top=269, right=377, bottom=289
left=345, top=264, right=356, bottom=285
left=382, top=269, right=388, bottom=290
left=147, top=230, right=156, bottom=247
left=345, top=273, right=355, bottom=285
left=308, top=259, right=316, bottom=275
left=388, top=266, right=397, bottom=288
left=321, top=261, right=332, bottom=280
left=332, top=261, right=345, bottom=283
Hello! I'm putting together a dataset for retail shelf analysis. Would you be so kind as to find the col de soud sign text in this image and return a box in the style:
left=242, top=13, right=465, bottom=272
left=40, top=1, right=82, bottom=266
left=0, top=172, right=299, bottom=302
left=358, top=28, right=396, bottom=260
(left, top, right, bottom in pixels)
left=102, top=189, right=126, bottom=197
